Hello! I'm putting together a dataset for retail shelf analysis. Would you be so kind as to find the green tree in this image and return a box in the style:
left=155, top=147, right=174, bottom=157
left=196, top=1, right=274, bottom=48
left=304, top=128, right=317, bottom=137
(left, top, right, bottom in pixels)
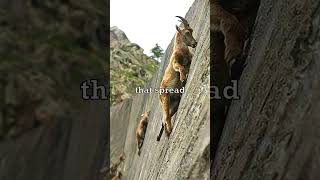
left=150, top=43, right=164, bottom=61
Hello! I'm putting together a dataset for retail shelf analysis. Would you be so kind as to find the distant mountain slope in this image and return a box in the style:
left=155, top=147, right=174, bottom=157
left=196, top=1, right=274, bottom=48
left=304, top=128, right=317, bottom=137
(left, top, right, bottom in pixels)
left=110, top=26, right=158, bottom=105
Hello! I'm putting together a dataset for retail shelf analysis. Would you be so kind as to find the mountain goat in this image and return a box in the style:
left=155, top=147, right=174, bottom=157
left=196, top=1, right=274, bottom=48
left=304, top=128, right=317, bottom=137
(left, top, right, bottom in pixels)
left=136, top=111, right=150, bottom=155
left=211, top=0, right=260, bottom=67
left=210, top=0, right=249, bottom=66
left=101, top=153, right=125, bottom=180
left=159, top=16, right=197, bottom=138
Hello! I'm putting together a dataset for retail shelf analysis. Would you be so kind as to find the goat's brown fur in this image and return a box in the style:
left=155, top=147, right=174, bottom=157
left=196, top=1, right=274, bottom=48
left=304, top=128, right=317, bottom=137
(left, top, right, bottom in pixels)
left=136, top=111, right=150, bottom=155
left=101, top=153, right=125, bottom=180
left=159, top=16, right=197, bottom=138
left=111, top=171, right=122, bottom=180
left=110, top=154, right=124, bottom=176
left=210, top=0, right=258, bottom=65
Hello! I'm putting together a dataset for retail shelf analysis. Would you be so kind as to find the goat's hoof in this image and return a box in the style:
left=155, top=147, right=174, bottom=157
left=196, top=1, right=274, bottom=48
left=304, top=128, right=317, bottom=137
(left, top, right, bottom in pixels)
left=165, top=129, right=171, bottom=137
left=180, top=73, right=187, bottom=82
left=164, top=125, right=172, bottom=137
left=165, top=132, right=171, bottom=138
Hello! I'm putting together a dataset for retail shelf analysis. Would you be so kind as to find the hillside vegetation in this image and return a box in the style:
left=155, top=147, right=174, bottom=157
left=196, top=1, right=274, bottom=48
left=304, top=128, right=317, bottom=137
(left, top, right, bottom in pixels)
left=110, top=26, right=158, bottom=105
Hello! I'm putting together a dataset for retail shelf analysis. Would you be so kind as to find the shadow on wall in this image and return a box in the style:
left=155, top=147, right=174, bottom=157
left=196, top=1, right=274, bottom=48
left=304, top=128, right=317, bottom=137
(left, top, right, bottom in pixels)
left=210, top=0, right=261, bottom=164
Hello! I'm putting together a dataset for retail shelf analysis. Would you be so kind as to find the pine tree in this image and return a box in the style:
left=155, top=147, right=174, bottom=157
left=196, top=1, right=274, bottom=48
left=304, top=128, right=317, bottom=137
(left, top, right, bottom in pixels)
left=150, top=43, right=164, bottom=61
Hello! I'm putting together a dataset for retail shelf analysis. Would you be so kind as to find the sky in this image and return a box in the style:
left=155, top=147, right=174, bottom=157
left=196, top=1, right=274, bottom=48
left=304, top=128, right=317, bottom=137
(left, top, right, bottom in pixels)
left=110, top=0, right=195, bottom=56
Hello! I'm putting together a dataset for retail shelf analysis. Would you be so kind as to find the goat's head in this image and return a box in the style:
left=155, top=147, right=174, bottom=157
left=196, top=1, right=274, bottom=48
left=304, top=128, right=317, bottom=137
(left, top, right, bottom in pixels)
left=141, top=111, right=150, bottom=118
left=175, top=16, right=197, bottom=48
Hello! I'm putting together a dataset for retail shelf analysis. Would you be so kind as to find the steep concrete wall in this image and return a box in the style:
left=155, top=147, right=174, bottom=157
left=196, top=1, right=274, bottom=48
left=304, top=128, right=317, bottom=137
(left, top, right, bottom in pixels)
left=110, top=0, right=210, bottom=179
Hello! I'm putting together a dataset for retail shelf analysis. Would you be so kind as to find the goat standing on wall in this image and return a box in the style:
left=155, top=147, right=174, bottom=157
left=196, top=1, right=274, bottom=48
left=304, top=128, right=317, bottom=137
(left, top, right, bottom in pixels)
left=158, top=16, right=197, bottom=138
left=101, top=153, right=125, bottom=180
left=136, top=111, right=150, bottom=155
left=210, top=0, right=249, bottom=67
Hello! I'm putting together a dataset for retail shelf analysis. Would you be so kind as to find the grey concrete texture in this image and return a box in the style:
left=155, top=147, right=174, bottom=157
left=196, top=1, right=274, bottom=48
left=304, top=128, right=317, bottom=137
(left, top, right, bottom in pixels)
left=110, top=0, right=210, bottom=179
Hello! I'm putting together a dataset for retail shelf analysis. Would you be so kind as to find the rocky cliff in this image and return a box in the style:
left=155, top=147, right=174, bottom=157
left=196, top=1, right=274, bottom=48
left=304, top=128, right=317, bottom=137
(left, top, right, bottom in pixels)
left=0, top=1, right=108, bottom=180
left=110, top=0, right=210, bottom=179
left=211, top=0, right=320, bottom=179
left=0, top=0, right=107, bottom=139
left=110, top=27, right=158, bottom=105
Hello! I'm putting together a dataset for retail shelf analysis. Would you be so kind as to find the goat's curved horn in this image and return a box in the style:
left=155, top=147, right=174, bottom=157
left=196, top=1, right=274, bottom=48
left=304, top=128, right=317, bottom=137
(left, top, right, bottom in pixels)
left=176, top=16, right=189, bottom=27
left=176, top=25, right=182, bottom=33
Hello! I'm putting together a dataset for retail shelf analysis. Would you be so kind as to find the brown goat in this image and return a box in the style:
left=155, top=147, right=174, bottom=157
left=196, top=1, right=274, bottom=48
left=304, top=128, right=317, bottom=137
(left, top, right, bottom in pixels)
left=136, top=111, right=150, bottom=155
left=111, top=171, right=122, bottom=180
left=210, top=0, right=249, bottom=66
left=110, top=154, right=124, bottom=173
left=159, top=16, right=197, bottom=138
left=101, top=153, right=125, bottom=179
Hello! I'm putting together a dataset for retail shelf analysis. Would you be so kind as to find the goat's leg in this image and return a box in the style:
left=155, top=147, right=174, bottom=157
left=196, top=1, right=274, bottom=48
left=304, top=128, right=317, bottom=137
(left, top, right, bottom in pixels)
left=136, top=133, right=142, bottom=155
left=159, top=93, right=172, bottom=137
left=170, top=96, right=181, bottom=118
left=222, top=21, right=246, bottom=65
left=157, top=96, right=181, bottom=141
left=156, top=125, right=164, bottom=141
left=172, top=61, right=187, bottom=82
left=114, top=160, right=121, bottom=169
